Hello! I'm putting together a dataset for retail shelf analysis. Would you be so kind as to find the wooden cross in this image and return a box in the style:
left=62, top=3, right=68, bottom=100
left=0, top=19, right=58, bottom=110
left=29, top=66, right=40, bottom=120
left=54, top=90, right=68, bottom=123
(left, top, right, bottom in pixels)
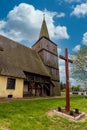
left=59, top=48, right=73, bottom=112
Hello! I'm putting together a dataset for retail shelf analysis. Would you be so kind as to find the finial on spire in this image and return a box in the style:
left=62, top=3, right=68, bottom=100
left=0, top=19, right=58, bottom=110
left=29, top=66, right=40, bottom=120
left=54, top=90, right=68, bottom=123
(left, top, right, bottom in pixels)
left=39, top=13, right=49, bottom=39
left=43, top=13, right=45, bottom=20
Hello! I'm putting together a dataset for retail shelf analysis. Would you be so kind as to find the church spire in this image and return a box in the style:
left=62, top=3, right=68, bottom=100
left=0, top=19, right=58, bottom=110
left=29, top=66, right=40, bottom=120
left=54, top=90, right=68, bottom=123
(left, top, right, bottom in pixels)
left=39, top=14, right=49, bottom=39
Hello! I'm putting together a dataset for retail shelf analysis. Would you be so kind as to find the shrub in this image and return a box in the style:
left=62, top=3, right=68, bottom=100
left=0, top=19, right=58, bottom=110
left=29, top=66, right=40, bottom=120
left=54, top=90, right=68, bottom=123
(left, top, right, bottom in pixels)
left=69, top=110, right=74, bottom=116
left=58, top=107, right=61, bottom=111
left=84, top=96, right=87, bottom=99
left=75, top=108, right=79, bottom=114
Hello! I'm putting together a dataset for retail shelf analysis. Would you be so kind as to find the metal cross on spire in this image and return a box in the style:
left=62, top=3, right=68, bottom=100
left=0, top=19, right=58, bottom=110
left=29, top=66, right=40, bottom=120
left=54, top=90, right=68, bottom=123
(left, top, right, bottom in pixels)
left=59, top=48, right=73, bottom=112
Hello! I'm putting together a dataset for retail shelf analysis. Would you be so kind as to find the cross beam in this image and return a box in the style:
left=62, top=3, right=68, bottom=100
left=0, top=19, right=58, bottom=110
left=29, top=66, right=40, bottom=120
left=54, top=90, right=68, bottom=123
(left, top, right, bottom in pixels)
left=59, top=48, right=73, bottom=112
left=59, top=56, right=73, bottom=63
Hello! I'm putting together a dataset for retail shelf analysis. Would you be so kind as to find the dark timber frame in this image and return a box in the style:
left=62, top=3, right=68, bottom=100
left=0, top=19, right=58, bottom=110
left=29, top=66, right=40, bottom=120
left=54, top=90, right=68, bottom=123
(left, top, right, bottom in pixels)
left=23, top=72, right=52, bottom=97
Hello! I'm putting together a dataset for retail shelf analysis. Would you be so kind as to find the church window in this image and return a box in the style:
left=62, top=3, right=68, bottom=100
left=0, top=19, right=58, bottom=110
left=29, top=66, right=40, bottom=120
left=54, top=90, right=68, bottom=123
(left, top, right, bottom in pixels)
left=7, top=78, right=16, bottom=89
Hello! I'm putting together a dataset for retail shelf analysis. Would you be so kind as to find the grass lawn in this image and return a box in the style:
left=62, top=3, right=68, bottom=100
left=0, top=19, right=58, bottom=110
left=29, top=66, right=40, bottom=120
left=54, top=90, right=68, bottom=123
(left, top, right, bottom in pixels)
left=0, top=96, right=87, bottom=130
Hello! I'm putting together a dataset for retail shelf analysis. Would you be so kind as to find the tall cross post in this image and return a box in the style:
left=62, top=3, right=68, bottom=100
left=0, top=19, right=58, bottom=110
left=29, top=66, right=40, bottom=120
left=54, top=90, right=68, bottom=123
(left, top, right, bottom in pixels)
left=59, top=48, right=73, bottom=112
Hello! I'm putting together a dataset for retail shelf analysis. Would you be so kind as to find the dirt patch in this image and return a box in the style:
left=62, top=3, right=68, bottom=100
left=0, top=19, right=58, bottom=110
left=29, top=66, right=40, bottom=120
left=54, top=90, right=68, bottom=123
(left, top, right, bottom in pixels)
left=47, top=110, right=56, bottom=117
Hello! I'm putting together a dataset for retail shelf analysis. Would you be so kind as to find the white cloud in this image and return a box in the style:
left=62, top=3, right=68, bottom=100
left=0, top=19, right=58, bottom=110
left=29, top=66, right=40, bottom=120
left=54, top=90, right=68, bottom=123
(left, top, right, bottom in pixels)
left=59, top=51, right=82, bottom=86
left=59, top=56, right=65, bottom=83
left=71, top=3, right=87, bottom=17
left=59, top=60, right=77, bottom=86
left=65, top=0, right=82, bottom=3
left=72, top=45, right=81, bottom=52
left=56, top=12, right=65, bottom=18
left=0, top=3, right=69, bottom=46
left=59, top=64, right=65, bottom=81
left=69, top=78, right=77, bottom=86
left=57, top=0, right=84, bottom=4
left=82, top=32, right=87, bottom=45
left=59, top=59, right=74, bottom=85
left=0, top=21, right=6, bottom=29
left=59, top=53, right=77, bottom=86
left=53, top=26, right=69, bottom=40
left=57, top=48, right=62, bottom=55
left=1, top=3, right=43, bottom=44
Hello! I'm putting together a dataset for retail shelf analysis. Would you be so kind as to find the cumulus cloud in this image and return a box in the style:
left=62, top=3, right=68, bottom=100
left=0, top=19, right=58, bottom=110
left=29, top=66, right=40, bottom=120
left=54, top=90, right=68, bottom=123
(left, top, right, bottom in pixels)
left=59, top=60, right=77, bottom=86
left=69, top=78, right=77, bottom=86
left=0, top=3, right=43, bottom=44
left=82, top=32, right=87, bottom=45
left=58, top=48, right=62, bottom=55
left=53, top=26, right=69, bottom=40
left=59, top=53, right=77, bottom=86
left=71, top=3, right=87, bottom=17
left=59, top=59, right=75, bottom=85
left=72, top=45, right=81, bottom=52
left=57, top=0, right=84, bottom=4
left=59, top=64, right=65, bottom=82
left=0, top=3, right=69, bottom=46
left=0, top=21, right=6, bottom=29
left=56, top=12, right=65, bottom=18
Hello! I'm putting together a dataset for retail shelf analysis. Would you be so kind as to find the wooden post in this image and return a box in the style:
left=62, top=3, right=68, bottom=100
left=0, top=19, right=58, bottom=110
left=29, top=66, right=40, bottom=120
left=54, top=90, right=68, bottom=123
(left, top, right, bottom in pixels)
left=59, top=48, right=73, bottom=112
left=35, top=83, right=37, bottom=96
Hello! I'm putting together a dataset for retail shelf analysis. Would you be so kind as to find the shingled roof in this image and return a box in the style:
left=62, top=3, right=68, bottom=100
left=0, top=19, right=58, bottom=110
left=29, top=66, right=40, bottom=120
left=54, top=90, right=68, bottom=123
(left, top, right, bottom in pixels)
left=39, top=18, right=49, bottom=39
left=0, top=35, right=50, bottom=78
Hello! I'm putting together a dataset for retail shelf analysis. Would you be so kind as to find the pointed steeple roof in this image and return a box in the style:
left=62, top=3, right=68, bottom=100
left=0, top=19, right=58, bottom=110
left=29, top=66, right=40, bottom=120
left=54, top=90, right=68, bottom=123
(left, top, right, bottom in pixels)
left=39, top=15, right=49, bottom=39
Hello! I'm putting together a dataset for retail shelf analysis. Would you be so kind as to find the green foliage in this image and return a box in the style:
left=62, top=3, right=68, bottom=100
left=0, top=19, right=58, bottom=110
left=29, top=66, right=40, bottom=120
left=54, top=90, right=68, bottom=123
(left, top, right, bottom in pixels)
left=84, top=96, right=87, bottom=99
left=75, top=108, right=79, bottom=114
left=71, top=85, right=81, bottom=91
left=58, top=107, right=61, bottom=111
left=69, top=110, right=74, bottom=116
left=60, top=82, right=66, bottom=91
left=72, top=45, right=87, bottom=84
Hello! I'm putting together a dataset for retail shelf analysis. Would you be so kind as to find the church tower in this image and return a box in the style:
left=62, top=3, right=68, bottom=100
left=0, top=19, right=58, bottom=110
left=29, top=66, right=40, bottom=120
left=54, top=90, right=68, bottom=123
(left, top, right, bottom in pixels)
left=32, top=17, right=60, bottom=96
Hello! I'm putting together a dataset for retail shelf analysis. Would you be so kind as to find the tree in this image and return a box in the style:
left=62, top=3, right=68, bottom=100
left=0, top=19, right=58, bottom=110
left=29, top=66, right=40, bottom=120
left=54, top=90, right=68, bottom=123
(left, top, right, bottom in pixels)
left=76, top=85, right=81, bottom=91
left=72, top=46, right=87, bottom=85
left=71, top=85, right=81, bottom=91
left=60, top=82, right=66, bottom=91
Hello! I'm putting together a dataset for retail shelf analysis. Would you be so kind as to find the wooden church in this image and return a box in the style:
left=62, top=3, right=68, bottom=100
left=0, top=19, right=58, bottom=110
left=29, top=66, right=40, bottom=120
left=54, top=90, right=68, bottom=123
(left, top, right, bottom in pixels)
left=0, top=18, right=60, bottom=98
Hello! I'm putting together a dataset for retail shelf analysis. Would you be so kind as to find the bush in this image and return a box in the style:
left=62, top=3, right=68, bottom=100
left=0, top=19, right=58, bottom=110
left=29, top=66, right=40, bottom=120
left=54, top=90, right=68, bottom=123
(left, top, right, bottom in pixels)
left=75, top=108, right=79, bottom=114
left=69, top=110, right=74, bottom=116
left=58, top=107, right=61, bottom=111
left=84, top=96, right=87, bottom=99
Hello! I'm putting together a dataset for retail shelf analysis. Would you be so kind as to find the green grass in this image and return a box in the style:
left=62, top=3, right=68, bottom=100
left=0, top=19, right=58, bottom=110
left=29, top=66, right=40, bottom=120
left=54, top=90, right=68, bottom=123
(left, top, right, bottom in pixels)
left=0, top=96, right=87, bottom=130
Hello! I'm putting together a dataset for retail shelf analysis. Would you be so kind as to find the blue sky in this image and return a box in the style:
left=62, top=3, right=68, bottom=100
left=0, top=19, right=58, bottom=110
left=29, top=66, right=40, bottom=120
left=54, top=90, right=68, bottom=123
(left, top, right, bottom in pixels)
left=0, top=0, right=87, bottom=86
